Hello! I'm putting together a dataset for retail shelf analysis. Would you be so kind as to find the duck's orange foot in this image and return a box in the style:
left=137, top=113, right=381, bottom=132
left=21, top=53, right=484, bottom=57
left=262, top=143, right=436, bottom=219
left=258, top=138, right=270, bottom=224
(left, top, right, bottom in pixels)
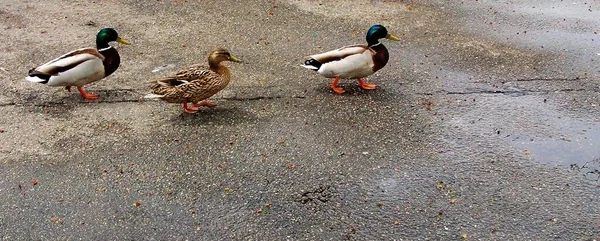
left=358, top=78, right=377, bottom=90
left=182, top=103, right=199, bottom=114
left=329, top=85, right=346, bottom=94
left=193, top=101, right=217, bottom=108
left=329, top=76, right=345, bottom=94
left=77, top=87, right=99, bottom=100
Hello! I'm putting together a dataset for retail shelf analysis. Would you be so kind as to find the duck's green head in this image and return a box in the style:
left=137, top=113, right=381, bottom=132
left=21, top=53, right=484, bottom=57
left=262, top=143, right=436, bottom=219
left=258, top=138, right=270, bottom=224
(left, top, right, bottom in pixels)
left=96, top=28, right=131, bottom=48
left=366, top=25, right=400, bottom=46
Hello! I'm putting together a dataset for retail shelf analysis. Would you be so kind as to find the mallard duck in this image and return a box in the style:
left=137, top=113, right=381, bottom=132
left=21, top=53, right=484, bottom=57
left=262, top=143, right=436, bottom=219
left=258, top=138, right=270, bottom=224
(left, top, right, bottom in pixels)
left=25, top=28, right=131, bottom=100
left=145, top=49, right=241, bottom=114
left=301, top=24, right=400, bottom=94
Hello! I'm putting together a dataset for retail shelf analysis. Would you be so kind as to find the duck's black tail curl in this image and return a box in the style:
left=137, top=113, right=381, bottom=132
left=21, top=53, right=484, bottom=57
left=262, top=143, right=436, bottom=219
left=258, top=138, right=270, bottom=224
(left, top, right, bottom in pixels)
left=300, top=58, right=321, bottom=71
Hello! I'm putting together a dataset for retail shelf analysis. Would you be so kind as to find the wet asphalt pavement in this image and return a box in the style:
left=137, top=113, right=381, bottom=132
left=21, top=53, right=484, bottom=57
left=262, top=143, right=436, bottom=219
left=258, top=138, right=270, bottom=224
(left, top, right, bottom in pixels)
left=0, top=0, right=599, bottom=240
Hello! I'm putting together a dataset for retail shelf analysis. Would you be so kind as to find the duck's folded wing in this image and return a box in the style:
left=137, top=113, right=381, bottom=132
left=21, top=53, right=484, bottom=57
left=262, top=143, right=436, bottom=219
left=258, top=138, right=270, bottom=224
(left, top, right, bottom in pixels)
left=29, top=48, right=104, bottom=76
left=153, top=77, right=190, bottom=88
left=174, top=64, right=205, bottom=75
left=175, top=66, right=212, bottom=82
left=152, top=67, right=212, bottom=88
left=310, top=45, right=370, bottom=64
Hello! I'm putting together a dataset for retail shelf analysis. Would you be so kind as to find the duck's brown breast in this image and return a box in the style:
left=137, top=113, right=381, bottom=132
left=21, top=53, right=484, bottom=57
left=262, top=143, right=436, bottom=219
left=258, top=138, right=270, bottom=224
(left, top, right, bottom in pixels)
left=371, top=44, right=389, bottom=72
left=99, top=47, right=121, bottom=77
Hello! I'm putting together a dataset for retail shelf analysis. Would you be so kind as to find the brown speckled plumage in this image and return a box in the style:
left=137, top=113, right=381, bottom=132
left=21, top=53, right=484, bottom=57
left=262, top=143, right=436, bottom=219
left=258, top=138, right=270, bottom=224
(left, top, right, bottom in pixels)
left=150, top=63, right=231, bottom=103
left=148, top=49, right=239, bottom=106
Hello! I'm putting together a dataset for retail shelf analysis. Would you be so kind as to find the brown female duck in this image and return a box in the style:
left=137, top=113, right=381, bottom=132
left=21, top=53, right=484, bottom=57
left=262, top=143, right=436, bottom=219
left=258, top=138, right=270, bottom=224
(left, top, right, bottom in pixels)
left=145, top=49, right=241, bottom=113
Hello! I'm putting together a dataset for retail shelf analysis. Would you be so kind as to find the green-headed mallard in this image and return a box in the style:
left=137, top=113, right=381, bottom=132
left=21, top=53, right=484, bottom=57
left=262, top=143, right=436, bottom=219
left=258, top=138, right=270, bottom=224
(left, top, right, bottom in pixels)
left=25, top=28, right=131, bottom=100
left=145, top=49, right=241, bottom=114
left=301, top=24, right=400, bottom=94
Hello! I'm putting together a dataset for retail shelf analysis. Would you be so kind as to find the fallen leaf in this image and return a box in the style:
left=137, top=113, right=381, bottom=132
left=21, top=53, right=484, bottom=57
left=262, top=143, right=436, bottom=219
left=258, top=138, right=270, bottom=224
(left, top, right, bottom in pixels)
left=524, top=150, right=530, bottom=156
left=32, top=180, right=38, bottom=186
left=288, top=163, right=295, bottom=169
left=422, top=100, right=435, bottom=111
left=0, top=67, right=8, bottom=73
left=450, top=198, right=457, bottom=204
left=84, top=20, right=97, bottom=27
left=50, top=217, right=63, bottom=224
left=462, top=233, right=468, bottom=239
left=394, top=220, right=400, bottom=225
left=256, top=208, right=262, bottom=214
left=133, top=201, right=141, bottom=207
left=264, top=202, right=271, bottom=208
left=436, top=181, right=444, bottom=190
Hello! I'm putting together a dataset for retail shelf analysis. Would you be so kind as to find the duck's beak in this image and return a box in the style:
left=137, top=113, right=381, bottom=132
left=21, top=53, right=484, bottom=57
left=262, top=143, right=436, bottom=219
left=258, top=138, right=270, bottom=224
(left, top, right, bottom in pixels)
left=116, top=37, right=131, bottom=45
left=386, top=34, right=400, bottom=41
left=229, top=55, right=242, bottom=63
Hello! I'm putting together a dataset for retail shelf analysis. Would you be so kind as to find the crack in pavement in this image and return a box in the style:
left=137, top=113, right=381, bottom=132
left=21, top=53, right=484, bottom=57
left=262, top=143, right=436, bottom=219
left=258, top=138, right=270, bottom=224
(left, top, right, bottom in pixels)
left=429, top=77, right=596, bottom=96
left=0, top=95, right=307, bottom=108
left=0, top=102, right=16, bottom=107
left=507, top=77, right=583, bottom=83
left=417, top=88, right=593, bottom=96
left=223, top=95, right=305, bottom=101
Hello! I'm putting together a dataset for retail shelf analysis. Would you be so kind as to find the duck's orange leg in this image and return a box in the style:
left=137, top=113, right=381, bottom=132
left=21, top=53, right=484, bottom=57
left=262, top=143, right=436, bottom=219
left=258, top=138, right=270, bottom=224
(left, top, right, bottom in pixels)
left=329, top=76, right=345, bottom=94
left=193, top=101, right=217, bottom=108
left=77, top=87, right=99, bottom=100
left=358, top=78, right=377, bottom=90
left=182, top=103, right=199, bottom=114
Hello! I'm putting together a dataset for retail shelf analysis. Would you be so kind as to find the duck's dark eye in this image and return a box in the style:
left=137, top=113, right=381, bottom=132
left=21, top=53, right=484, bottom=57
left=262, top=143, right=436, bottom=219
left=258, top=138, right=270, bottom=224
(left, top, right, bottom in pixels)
left=216, top=51, right=230, bottom=57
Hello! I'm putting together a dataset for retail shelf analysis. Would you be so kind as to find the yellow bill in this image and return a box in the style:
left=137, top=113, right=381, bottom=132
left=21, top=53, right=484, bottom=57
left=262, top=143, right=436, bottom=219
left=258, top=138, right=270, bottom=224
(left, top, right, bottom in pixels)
left=116, top=37, right=131, bottom=45
left=386, top=33, right=400, bottom=41
left=229, top=55, right=242, bottom=62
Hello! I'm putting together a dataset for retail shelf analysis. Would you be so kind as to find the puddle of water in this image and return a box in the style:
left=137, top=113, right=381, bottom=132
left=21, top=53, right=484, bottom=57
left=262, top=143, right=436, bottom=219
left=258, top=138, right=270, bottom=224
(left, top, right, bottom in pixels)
left=518, top=120, right=600, bottom=167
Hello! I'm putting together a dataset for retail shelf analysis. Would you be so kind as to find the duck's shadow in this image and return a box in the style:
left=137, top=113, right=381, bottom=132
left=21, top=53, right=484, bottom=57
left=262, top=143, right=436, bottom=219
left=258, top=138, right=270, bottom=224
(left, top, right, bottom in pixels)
left=21, top=88, right=143, bottom=116
left=24, top=88, right=142, bottom=105
left=169, top=105, right=256, bottom=127
left=314, top=80, right=401, bottom=102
